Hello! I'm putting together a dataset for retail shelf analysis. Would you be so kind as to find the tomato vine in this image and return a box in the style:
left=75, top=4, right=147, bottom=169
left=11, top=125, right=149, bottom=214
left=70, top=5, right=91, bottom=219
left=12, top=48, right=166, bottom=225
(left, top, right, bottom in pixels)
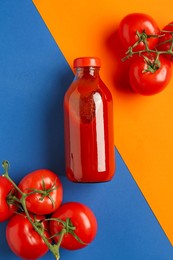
left=2, top=160, right=93, bottom=260
left=122, top=26, right=173, bottom=70
left=118, top=13, right=173, bottom=95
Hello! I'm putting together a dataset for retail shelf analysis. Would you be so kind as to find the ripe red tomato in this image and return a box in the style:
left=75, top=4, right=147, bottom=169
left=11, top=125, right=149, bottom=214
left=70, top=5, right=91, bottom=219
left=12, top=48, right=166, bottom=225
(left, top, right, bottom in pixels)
left=157, top=22, right=173, bottom=60
left=18, top=169, right=63, bottom=215
left=0, top=176, right=17, bottom=222
left=118, top=13, right=160, bottom=51
left=49, top=202, right=98, bottom=250
left=129, top=55, right=172, bottom=95
left=6, top=213, right=50, bottom=259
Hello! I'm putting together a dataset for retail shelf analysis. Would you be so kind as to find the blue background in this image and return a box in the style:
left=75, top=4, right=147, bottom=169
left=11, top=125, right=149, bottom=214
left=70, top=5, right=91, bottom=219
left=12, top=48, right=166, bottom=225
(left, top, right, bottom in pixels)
left=0, top=1, right=173, bottom=259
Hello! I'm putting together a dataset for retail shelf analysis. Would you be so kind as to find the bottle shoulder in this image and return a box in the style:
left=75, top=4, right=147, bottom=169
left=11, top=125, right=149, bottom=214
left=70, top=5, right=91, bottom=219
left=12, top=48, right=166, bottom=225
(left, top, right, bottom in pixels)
left=65, top=77, right=113, bottom=102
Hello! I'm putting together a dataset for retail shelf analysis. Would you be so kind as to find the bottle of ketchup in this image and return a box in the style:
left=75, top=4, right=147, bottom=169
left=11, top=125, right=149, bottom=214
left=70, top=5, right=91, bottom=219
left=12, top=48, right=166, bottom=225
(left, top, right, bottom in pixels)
left=64, top=57, right=115, bottom=182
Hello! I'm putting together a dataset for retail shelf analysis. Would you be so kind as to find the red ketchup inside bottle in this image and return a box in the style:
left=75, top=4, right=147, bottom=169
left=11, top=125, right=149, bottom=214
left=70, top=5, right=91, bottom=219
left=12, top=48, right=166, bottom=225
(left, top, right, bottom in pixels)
left=64, top=57, right=115, bottom=182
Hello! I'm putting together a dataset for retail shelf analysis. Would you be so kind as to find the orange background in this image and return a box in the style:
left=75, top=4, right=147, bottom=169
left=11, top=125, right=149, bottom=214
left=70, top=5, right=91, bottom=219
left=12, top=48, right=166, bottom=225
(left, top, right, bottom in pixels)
left=33, top=0, right=173, bottom=244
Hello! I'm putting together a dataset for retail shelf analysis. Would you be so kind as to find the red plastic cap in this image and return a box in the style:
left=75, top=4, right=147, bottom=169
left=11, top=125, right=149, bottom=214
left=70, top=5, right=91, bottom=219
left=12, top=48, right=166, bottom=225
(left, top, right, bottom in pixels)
left=73, top=57, right=101, bottom=68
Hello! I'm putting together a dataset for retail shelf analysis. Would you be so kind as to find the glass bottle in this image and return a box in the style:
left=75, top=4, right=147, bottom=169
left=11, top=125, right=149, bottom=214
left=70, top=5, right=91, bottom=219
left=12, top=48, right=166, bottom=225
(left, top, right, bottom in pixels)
left=64, top=57, right=115, bottom=182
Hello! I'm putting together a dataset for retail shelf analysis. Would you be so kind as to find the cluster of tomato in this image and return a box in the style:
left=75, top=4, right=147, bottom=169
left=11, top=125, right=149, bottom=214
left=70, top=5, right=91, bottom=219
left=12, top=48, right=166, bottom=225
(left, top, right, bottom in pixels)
left=0, top=162, right=97, bottom=259
left=118, top=13, right=173, bottom=95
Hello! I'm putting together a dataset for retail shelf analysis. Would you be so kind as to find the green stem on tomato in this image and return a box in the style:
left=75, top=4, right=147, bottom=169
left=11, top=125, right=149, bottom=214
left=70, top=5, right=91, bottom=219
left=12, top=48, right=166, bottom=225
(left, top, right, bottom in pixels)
left=2, top=161, right=88, bottom=259
left=56, top=228, right=67, bottom=249
left=1, top=160, right=63, bottom=260
left=2, top=161, right=24, bottom=196
left=122, top=30, right=173, bottom=64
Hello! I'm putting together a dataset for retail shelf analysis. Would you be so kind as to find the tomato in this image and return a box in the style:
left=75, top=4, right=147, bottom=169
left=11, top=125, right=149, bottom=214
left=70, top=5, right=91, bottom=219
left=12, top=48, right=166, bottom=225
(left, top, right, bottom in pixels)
left=18, top=169, right=63, bottom=215
left=6, top=212, right=50, bottom=259
left=0, top=176, right=17, bottom=222
left=49, top=202, right=98, bottom=250
left=129, top=55, right=172, bottom=95
left=157, top=22, right=173, bottom=60
left=118, top=13, right=160, bottom=51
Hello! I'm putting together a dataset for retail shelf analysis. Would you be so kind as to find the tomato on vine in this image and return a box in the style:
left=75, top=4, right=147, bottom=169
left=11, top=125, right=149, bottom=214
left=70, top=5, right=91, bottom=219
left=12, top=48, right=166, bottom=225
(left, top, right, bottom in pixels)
left=0, top=176, right=17, bottom=222
left=118, top=13, right=173, bottom=95
left=129, top=55, right=172, bottom=95
left=6, top=213, right=50, bottom=259
left=49, top=202, right=98, bottom=250
left=118, top=13, right=160, bottom=51
left=2, top=159, right=98, bottom=260
left=157, top=22, right=173, bottom=60
left=18, top=169, right=63, bottom=215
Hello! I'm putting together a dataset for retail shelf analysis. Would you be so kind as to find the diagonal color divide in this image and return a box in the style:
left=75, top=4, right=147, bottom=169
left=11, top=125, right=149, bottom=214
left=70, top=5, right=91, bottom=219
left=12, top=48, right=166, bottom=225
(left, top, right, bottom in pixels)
left=33, top=0, right=173, bottom=245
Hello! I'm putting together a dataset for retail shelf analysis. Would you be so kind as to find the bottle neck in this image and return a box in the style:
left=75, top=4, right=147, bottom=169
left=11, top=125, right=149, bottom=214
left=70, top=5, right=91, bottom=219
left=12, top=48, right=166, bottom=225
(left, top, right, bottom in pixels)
left=74, top=67, right=100, bottom=79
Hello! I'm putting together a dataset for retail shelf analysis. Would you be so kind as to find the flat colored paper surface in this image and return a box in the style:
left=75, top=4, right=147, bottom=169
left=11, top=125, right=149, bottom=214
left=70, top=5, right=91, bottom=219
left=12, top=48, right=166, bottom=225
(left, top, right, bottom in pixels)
left=32, top=0, right=173, bottom=244
left=1, top=1, right=173, bottom=259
